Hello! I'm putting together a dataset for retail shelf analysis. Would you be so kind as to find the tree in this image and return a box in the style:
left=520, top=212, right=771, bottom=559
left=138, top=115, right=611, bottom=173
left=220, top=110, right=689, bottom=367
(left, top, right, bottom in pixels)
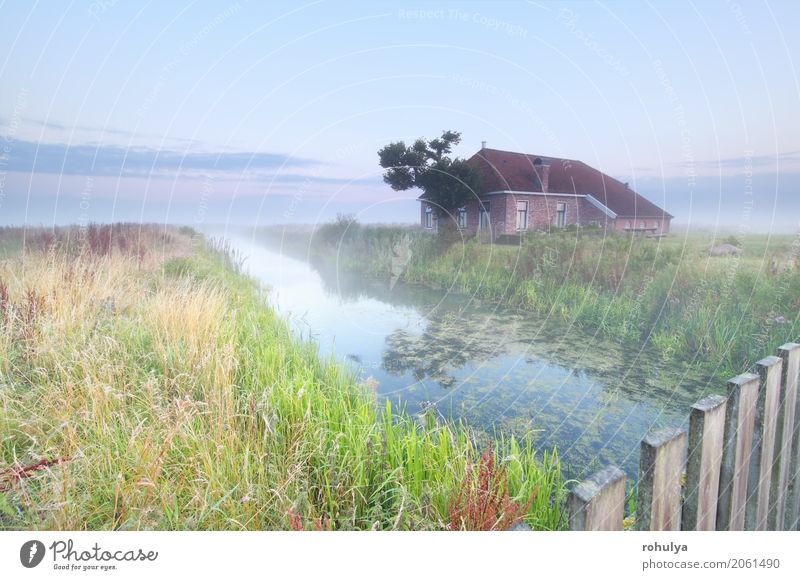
left=377, top=131, right=482, bottom=228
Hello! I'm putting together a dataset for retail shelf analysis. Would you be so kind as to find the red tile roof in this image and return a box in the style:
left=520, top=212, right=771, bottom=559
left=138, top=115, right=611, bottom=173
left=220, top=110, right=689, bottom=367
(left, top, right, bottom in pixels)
left=468, top=148, right=672, bottom=218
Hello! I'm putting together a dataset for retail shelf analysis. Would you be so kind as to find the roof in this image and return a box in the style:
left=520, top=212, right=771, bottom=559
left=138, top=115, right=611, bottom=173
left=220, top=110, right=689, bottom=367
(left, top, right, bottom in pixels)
left=466, top=147, right=673, bottom=218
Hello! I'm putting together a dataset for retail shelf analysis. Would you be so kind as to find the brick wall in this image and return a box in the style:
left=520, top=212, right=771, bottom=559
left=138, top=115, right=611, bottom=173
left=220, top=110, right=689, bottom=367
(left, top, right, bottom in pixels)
left=611, top=216, right=671, bottom=234
left=465, top=198, right=480, bottom=236
left=494, top=193, right=611, bottom=234
left=420, top=196, right=670, bottom=237
left=577, top=199, right=613, bottom=227
left=488, top=195, right=507, bottom=238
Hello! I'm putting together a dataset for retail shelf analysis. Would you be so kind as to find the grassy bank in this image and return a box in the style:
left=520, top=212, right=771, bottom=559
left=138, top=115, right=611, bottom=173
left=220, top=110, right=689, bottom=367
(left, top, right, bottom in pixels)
left=268, top=219, right=799, bottom=377
left=0, top=224, right=564, bottom=531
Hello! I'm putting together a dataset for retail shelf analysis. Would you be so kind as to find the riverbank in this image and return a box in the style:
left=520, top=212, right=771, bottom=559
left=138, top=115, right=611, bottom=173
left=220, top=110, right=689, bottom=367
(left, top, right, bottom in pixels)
left=0, top=225, right=565, bottom=531
left=263, top=220, right=799, bottom=378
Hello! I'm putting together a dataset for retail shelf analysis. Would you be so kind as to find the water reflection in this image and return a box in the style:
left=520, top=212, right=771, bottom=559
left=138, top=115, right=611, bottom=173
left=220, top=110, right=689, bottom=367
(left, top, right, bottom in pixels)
left=383, top=312, right=519, bottom=388
left=224, top=233, right=721, bottom=480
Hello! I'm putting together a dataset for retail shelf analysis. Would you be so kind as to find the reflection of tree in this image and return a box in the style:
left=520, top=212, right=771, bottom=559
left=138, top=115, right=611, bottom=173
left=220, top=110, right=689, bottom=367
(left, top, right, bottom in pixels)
left=382, top=311, right=520, bottom=388
left=285, top=237, right=718, bottom=408
left=308, top=254, right=441, bottom=309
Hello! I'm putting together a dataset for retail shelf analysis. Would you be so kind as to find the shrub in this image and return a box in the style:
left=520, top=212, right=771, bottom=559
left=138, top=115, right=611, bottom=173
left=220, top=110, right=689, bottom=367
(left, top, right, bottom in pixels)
left=448, top=447, right=537, bottom=531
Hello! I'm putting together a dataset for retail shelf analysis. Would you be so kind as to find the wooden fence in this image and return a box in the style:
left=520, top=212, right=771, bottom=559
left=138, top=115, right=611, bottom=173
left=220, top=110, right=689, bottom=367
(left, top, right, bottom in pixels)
left=568, top=342, right=800, bottom=531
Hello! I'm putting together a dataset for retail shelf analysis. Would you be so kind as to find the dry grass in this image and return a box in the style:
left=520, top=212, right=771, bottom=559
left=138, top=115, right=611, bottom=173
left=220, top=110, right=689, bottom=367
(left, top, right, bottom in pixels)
left=0, top=225, right=565, bottom=530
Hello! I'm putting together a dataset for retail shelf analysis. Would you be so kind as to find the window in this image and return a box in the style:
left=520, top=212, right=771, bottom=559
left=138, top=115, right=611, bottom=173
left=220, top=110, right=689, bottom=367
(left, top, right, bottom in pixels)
left=457, top=207, right=467, bottom=229
left=556, top=202, right=566, bottom=228
left=424, top=205, right=433, bottom=229
left=625, top=220, right=632, bottom=230
left=516, top=200, right=528, bottom=231
left=479, top=201, right=491, bottom=229
left=639, top=220, right=646, bottom=229
left=653, top=220, right=660, bottom=231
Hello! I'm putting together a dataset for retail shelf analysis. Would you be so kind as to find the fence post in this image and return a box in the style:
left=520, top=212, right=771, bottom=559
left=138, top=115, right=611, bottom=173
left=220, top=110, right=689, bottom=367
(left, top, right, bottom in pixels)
left=636, top=427, right=686, bottom=531
left=744, top=356, right=783, bottom=530
left=568, top=466, right=626, bottom=531
left=717, top=373, right=759, bottom=530
left=768, top=344, right=799, bottom=530
left=780, top=343, right=800, bottom=531
left=682, top=395, right=727, bottom=530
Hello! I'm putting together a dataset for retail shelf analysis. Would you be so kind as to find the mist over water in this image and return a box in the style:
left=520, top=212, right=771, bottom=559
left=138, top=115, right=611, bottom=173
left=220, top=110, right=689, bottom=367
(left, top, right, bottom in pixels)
left=222, top=232, right=725, bottom=480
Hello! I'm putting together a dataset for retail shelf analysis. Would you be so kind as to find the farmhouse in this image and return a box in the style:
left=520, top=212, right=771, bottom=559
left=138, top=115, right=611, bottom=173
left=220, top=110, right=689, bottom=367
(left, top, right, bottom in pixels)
left=419, top=146, right=673, bottom=238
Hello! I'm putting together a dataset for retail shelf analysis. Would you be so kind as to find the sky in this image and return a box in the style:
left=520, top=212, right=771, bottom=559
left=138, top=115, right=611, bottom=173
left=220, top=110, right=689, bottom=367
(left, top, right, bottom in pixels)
left=1, top=0, right=799, bottom=231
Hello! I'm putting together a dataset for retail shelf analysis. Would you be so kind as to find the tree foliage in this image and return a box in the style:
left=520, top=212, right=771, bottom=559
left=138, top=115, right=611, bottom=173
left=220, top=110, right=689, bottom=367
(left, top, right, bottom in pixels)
left=377, top=130, right=482, bottom=216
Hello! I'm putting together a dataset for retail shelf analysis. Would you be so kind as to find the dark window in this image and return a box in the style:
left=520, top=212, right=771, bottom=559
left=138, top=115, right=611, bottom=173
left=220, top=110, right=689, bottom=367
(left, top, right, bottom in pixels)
left=424, top=205, right=433, bottom=229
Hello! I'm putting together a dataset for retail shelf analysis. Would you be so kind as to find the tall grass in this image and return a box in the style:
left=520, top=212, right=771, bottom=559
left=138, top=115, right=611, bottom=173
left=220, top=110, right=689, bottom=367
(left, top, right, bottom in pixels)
left=289, top=222, right=799, bottom=377
left=260, top=216, right=419, bottom=279
left=0, top=225, right=565, bottom=530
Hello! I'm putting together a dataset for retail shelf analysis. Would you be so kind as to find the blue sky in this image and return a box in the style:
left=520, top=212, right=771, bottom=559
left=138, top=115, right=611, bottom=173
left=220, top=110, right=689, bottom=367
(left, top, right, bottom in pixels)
left=1, top=0, right=798, bottom=230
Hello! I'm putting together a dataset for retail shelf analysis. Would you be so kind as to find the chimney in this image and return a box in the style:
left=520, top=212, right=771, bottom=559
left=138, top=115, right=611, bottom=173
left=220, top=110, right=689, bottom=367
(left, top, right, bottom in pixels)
left=481, top=140, right=487, bottom=150
left=540, top=162, right=551, bottom=193
left=533, top=158, right=551, bottom=193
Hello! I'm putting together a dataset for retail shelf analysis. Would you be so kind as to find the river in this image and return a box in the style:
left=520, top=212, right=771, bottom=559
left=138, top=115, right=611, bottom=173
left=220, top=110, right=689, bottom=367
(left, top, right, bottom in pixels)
left=222, top=231, right=721, bottom=480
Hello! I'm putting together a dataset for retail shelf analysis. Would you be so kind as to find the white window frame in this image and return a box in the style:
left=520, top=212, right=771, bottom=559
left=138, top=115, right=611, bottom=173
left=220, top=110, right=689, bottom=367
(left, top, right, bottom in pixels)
left=625, top=220, right=632, bottom=230
left=457, top=207, right=467, bottom=229
left=479, top=201, right=491, bottom=229
left=424, top=205, right=433, bottom=229
left=556, top=202, right=567, bottom=228
left=516, top=200, right=528, bottom=231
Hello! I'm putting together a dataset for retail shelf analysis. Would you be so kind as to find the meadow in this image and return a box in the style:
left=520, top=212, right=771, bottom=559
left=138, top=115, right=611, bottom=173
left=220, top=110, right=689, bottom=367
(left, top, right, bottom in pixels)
left=270, top=218, right=800, bottom=378
left=0, top=224, right=564, bottom=531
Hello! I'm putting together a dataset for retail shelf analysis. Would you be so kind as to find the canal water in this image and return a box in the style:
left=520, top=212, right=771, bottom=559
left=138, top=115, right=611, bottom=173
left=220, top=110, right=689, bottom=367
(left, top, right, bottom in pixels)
left=223, top=232, right=721, bottom=480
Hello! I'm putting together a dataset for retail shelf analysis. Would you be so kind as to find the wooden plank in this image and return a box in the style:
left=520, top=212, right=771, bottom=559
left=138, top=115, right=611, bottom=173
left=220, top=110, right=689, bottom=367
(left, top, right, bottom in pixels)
left=716, top=373, right=759, bottom=531
left=780, top=343, right=800, bottom=531
left=745, top=356, right=782, bottom=530
left=682, top=395, right=727, bottom=530
left=568, top=466, right=626, bottom=531
left=636, top=427, right=686, bottom=531
left=770, top=343, right=800, bottom=529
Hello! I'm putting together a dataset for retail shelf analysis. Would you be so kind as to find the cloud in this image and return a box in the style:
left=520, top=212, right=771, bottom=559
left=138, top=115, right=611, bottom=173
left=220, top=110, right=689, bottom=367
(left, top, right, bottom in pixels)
left=694, top=150, right=800, bottom=169
left=24, top=118, right=68, bottom=131
left=254, top=173, right=382, bottom=186
left=1, top=138, right=321, bottom=177
left=21, top=117, right=197, bottom=143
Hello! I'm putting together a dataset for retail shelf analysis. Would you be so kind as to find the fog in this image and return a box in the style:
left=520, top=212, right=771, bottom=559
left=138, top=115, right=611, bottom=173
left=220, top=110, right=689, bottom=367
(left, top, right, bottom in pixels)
left=1, top=171, right=797, bottom=233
